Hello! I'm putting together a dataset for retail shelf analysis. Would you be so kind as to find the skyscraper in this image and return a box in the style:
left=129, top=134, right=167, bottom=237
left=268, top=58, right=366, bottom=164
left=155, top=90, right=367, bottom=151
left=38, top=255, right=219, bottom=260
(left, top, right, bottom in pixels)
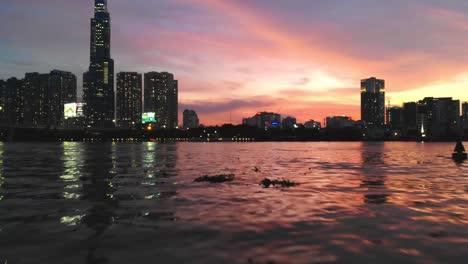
left=84, top=0, right=115, bottom=128
left=183, top=109, right=199, bottom=129
left=22, top=71, right=76, bottom=128
left=242, top=112, right=281, bottom=129
left=0, top=79, right=5, bottom=124
left=48, top=70, right=77, bottom=127
left=361, top=77, right=385, bottom=126
left=4, top=78, right=25, bottom=126
left=462, top=102, right=468, bottom=130
left=144, top=72, right=178, bottom=129
left=116, top=72, right=142, bottom=129
left=416, top=97, right=460, bottom=139
left=386, top=106, right=403, bottom=129
left=282, top=117, right=297, bottom=129
left=402, top=102, right=417, bottom=134
left=23, top=73, right=49, bottom=127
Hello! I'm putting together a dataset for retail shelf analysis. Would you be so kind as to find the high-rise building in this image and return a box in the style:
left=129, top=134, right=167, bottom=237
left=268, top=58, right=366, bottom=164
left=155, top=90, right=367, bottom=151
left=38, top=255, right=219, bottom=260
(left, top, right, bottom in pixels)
left=304, top=120, right=321, bottom=129
left=84, top=0, right=115, bottom=128
left=326, top=116, right=357, bottom=129
left=416, top=97, right=460, bottom=139
left=242, top=112, right=281, bottom=129
left=462, top=102, right=468, bottom=130
left=22, top=71, right=76, bottom=128
left=48, top=70, right=77, bottom=127
left=116, top=72, right=142, bottom=129
left=183, top=109, right=199, bottom=129
left=402, top=102, right=418, bottom=135
left=282, top=117, right=297, bottom=129
left=0, top=79, right=5, bottom=124
left=23, top=73, right=49, bottom=127
left=144, top=72, right=178, bottom=129
left=4, top=78, right=25, bottom=126
left=387, top=106, right=403, bottom=129
left=361, top=77, right=385, bottom=126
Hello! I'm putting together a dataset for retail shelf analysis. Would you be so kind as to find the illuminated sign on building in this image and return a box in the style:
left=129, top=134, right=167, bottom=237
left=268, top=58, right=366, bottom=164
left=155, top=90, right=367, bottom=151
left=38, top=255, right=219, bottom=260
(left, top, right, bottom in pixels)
left=64, top=103, right=85, bottom=119
left=142, top=112, right=156, bottom=124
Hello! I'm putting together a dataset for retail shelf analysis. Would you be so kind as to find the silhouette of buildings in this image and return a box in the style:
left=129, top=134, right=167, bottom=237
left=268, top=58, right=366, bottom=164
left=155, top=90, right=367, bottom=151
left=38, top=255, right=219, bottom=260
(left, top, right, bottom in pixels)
left=462, top=102, right=468, bottom=130
left=183, top=109, right=199, bottom=129
left=282, top=117, right=297, bottom=129
left=83, top=0, right=115, bottom=128
left=387, top=106, right=403, bottom=129
left=415, top=97, right=460, bottom=139
left=361, top=77, right=385, bottom=126
left=0, top=79, right=4, bottom=123
left=0, top=71, right=77, bottom=128
left=48, top=70, right=77, bottom=127
left=4, top=78, right=25, bottom=126
left=23, top=73, right=49, bottom=127
left=402, top=102, right=418, bottom=136
left=116, top=72, right=142, bottom=129
left=304, top=120, right=321, bottom=129
left=243, top=112, right=281, bottom=129
left=143, top=72, right=178, bottom=129
left=326, top=116, right=358, bottom=129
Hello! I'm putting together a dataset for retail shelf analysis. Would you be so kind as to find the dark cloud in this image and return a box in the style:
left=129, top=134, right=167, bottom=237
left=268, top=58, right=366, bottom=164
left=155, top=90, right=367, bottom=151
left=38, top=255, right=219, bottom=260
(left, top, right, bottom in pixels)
left=180, top=98, right=273, bottom=114
left=279, top=87, right=357, bottom=97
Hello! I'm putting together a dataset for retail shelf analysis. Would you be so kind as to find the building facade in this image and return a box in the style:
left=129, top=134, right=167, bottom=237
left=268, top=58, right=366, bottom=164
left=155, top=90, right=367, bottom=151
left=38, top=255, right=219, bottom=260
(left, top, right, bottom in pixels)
left=84, top=0, right=115, bottom=128
left=0, top=79, right=5, bottom=123
left=4, top=78, right=25, bottom=126
left=183, top=109, right=200, bottom=129
left=144, top=72, right=179, bottom=129
left=23, top=73, right=49, bottom=127
left=416, top=97, right=461, bottom=139
left=304, top=120, right=321, bottom=129
left=242, top=112, right=281, bottom=129
left=2, top=71, right=76, bottom=128
left=403, top=102, right=418, bottom=134
left=282, top=116, right=297, bottom=129
left=48, top=70, right=77, bottom=128
left=361, top=77, right=385, bottom=126
left=387, top=106, right=403, bottom=129
left=116, top=72, right=142, bottom=129
left=462, top=102, right=468, bottom=130
left=326, top=116, right=357, bottom=129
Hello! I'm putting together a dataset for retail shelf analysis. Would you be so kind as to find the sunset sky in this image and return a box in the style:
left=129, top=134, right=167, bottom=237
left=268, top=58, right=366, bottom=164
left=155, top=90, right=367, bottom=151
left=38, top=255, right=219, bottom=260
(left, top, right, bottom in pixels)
left=1, top=0, right=468, bottom=125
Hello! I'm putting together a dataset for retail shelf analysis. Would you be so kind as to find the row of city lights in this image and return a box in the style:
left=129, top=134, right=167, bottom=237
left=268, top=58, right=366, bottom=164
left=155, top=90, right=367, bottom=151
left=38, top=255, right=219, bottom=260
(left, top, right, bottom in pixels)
left=57, top=138, right=255, bottom=142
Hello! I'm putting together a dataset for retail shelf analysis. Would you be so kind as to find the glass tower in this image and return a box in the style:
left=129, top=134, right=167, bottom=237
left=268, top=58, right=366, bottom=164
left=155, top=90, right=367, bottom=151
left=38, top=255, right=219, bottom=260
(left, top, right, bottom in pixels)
left=361, top=77, right=385, bottom=126
left=84, top=0, right=115, bottom=128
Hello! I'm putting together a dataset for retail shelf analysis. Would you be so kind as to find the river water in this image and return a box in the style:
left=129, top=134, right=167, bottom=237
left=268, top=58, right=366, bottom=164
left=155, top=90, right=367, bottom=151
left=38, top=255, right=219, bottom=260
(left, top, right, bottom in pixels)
left=0, top=142, right=467, bottom=263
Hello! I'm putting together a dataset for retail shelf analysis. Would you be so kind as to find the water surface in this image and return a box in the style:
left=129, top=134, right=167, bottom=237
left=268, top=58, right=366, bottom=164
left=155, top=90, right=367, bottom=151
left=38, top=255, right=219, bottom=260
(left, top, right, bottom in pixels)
left=0, top=142, right=467, bottom=263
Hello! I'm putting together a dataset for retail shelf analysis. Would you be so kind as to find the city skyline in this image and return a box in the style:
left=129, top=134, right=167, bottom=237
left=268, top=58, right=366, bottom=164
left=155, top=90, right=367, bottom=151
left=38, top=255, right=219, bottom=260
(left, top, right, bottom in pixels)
left=2, top=0, right=468, bottom=125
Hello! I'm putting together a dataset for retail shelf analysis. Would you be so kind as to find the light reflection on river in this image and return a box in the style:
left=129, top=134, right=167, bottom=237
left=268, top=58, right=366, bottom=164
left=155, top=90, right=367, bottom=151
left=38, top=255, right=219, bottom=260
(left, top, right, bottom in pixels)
left=0, top=142, right=467, bottom=263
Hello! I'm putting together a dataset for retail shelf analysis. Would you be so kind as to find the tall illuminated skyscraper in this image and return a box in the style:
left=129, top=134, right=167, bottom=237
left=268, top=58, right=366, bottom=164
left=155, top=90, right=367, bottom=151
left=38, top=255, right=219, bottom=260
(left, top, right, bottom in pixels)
left=144, top=72, right=179, bottom=129
left=83, top=0, right=115, bottom=128
left=116, top=72, right=142, bottom=129
left=361, top=77, right=385, bottom=126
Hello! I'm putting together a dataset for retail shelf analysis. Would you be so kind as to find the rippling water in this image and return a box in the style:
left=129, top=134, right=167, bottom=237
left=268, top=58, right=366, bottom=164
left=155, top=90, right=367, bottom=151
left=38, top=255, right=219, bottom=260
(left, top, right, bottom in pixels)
left=0, top=142, right=467, bottom=263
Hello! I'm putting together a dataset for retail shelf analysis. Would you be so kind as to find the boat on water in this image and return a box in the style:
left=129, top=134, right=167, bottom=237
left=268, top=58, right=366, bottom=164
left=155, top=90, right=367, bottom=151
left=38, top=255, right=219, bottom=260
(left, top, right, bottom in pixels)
left=452, top=140, right=467, bottom=161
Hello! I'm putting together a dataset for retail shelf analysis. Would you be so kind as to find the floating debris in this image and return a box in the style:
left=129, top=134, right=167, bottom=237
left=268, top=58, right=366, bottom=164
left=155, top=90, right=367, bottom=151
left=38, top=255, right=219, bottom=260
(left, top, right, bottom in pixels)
left=253, top=167, right=261, bottom=173
left=429, top=231, right=448, bottom=238
left=194, top=174, right=235, bottom=183
left=260, top=178, right=299, bottom=188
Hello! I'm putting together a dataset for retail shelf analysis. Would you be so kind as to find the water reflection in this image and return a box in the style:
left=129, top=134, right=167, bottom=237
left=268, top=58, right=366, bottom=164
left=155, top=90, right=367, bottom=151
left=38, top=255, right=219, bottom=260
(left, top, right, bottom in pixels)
left=360, top=143, right=390, bottom=204
left=1, top=142, right=467, bottom=264
left=60, top=142, right=84, bottom=201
